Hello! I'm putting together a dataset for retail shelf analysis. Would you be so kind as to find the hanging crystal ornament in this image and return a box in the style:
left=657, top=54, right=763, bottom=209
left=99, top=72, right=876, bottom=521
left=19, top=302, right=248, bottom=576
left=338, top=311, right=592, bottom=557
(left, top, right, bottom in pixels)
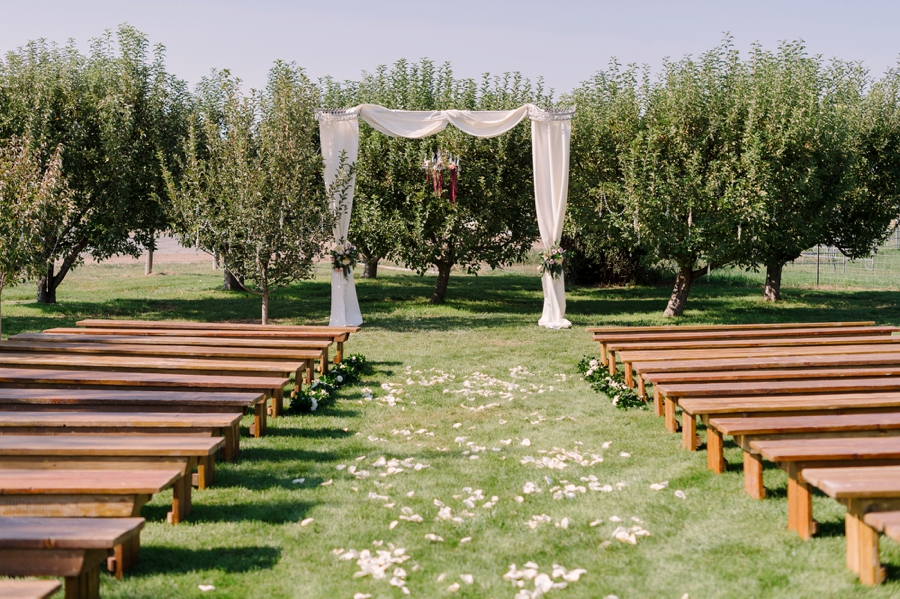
left=421, top=150, right=461, bottom=202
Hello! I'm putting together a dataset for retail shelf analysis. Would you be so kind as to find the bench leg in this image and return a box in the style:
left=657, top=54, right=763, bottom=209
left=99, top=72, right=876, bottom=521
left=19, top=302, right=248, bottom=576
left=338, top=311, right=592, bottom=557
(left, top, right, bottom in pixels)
left=638, top=377, right=646, bottom=401
left=788, top=468, right=816, bottom=540
left=109, top=533, right=141, bottom=579
left=682, top=413, right=697, bottom=450
left=847, top=509, right=861, bottom=574
left=251, top=403, right=266, bottom=438
left=858, top=519, right=886, bottom=585
left=195, top=455, right=214, bottom=490
left=66, top=560, right=101, bottom=599
left=598, top=344, right=607, bottom=366
left=608, top=353, right=617, bottom=375
left=271, top=388, right=283, bottom=417
left=624, top=363, right=633, bottom=388
left=707, top=429, right=725, bottom=473
left=168, top=473, right=192, bottom=524
left=306, top=360, right=314, bottom=384
left=335, top=341, right=343, bottom=364
left=664, top=398, right=678, bottom=433
left=743, top=451, right=765, bottom=499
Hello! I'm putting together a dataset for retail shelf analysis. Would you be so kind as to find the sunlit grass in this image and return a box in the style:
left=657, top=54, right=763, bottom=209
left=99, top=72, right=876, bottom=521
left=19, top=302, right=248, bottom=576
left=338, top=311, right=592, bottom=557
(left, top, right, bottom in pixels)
left=1, top=261, right=899, bottom=597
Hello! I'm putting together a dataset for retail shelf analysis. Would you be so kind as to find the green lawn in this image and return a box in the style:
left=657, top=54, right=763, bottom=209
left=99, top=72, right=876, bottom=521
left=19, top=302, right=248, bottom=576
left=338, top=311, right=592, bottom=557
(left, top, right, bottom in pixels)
left=2, top=262, right=900, bottom=598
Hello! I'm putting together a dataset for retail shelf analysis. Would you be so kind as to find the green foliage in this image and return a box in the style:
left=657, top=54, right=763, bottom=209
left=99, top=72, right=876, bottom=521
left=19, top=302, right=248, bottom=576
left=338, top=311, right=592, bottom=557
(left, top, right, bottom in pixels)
left=0, top=25, right=190, bottom=301
left=165, top=63, right=333, bottom=323
left=0, top=137, right=75, bottom=335
left=576, top=355, right=646, bottom=409
left=286, top=354, right=369, bottom=414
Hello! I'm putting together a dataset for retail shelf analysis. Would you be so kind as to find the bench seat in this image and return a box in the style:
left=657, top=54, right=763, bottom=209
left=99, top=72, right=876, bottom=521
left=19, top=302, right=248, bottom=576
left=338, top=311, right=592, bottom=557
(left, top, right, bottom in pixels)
left=0, top=516, right=144, bottom=599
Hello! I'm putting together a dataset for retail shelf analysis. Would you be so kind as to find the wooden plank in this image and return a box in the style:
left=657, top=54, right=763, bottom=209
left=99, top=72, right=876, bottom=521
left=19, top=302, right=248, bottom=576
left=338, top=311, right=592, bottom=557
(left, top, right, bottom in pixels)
left=0, top=411, right=240, bottom=429
left=0, top=469, right=181, bottom=495
left=752, top=437, right=900, bottom=463
left=46, top=327, right=348, bottom=341
left=0, top=579, right=61, bottom=599
left=0, top=352, right=305, bottom=378
left=76, top=318, right=360, bottom=334
left=0, top=517, right=144, bottom=550
left=634, top=351, right=900, bottom=377
left=615, top=339, right=900, bottom=365
left=587, top=321, right=875, bottom=333
left=12, top=333, right=331, bottom=351
left=0, top=367, right=287, bottom=391
left=711, top=413, right=900, bottom=437
left=803, top=466, right=900, bottom=499
left=657, top=378, right=900, bottom=398
left=595, top=326, right=898, bottom=342
left=644, top=365, right=900, bottom=387
left=0, top=340, right=324, bottom=360
left=0, top=388, right=264, bottom=408
left=865, top=510, right=900, bottom=544
left=680, top=392, right=900, bottom=415
left=0, top=435, right=223, bottom=458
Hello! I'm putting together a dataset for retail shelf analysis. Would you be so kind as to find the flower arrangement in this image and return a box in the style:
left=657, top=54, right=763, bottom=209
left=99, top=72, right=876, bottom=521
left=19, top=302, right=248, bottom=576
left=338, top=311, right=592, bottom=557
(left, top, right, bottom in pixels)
left=331, top=239, right=359, bottom=278
left=287, top=354, right=369, bottom=414
left=577, top=355, right=646, bottom=410
left=539, top=244, right=567, bottom=278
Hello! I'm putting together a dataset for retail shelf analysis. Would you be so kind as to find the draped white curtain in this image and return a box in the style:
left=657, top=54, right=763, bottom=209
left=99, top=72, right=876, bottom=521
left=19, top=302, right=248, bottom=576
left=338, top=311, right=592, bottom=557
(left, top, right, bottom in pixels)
left=318, top=103, right=573, bottom=329
left=320, top=115, right=363, bottom=327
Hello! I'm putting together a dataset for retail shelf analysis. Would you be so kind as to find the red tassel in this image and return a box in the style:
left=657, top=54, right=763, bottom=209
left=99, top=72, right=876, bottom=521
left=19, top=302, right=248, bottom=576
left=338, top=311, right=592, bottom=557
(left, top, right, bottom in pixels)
left=436, top=170, right=443, bottom=196
left=450, top=168, right=457, bottom=203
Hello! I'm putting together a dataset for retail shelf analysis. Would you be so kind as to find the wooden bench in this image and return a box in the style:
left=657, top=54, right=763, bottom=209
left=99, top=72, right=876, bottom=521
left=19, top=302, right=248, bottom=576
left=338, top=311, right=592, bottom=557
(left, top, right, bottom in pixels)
left=750, top=437, right=900, bottom=540
left=0, top=340, right=323, bottom=381
left=864, top=511, right=900, bottom=584
left=0, top=367, right=288, bottom=420
left=645, top=365, right=900, bottom=419
left=708, top=412, right=900, bottom=493
left=0, top=388, right=267, bottom=442
left=56, top=324, right=355, bottom=363
left=0, top=580, right=61, bottom=599
left=0, top=435, right=223, bottom=523
left=594, top=326, right=898, bottom=371
left=0, top=469, right=181, bottom=578
left=0, top=517, right=143, bottom=599
left=0, top=411, right=243, bottom=462
left=0, top=351, right=308, bottom=391
left=13, top=333, right=333, bottom=375
left=656, top=379, right=900, bottom=444
left=588, top=321, right=876, bottom=365
left=802, top=467, right=900, bottom=585
left=625, top=345, right=900, bottom=396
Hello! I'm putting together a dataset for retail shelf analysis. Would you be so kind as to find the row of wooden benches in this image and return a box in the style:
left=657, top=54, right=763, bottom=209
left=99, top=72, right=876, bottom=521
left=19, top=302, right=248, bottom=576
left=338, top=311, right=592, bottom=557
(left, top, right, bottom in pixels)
left=0, top=319, right=360, bottom=599
left=590, top=321, right=900, bottom=586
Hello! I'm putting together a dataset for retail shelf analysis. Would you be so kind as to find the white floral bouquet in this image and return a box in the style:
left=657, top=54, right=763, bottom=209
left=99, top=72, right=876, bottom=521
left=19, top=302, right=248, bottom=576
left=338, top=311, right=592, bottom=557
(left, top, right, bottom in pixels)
left=331, top=239, right=359, bottom=278
left=539, top=244, right=566, bottom=278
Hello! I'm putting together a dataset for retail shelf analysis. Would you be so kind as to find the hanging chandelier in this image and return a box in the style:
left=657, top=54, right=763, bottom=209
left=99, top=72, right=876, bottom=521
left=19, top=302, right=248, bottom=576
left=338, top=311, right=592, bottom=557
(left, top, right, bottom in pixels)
left=421, top=150, right=461, bottom=203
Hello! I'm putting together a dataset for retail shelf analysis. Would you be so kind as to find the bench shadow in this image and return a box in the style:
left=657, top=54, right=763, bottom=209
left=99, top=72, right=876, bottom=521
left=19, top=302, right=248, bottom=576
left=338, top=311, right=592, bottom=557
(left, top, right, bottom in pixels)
left=814, top=520, right=847, bottom=538
left=142, top=499, right=317, bottom=525
left=262, top=426, right=354, bottom=440
left=129, top=545, right=281, bottom=576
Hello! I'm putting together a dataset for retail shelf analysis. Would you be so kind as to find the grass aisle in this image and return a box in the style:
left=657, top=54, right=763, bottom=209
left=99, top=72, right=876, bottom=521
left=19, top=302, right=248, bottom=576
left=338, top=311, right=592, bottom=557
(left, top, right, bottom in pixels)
left=3, top=263, right=900, bottom=598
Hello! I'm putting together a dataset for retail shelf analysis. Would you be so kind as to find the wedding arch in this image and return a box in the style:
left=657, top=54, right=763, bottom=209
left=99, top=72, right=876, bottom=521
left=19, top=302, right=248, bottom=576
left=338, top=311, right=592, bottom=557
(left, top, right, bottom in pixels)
left=316, top=103, right=574, bottom=329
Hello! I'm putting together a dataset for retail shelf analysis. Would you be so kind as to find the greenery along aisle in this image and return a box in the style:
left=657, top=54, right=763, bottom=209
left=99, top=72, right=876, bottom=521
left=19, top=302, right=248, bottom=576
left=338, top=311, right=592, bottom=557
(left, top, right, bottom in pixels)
left=3, top=263, right=900, bottom=597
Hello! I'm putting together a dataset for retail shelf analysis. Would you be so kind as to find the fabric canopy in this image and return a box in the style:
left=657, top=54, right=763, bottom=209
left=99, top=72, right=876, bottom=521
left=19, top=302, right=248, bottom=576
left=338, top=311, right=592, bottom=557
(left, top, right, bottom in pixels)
left=317, top=103, right=574, bottom=329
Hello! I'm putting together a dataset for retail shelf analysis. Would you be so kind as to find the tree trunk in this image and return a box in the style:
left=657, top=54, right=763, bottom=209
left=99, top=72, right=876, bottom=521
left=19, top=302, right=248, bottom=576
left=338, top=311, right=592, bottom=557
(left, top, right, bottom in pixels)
left=764, top=262, right=784, bottom=301
left=144, top=248, right=154, bottom=275
left=0, top=284, right=4, bottom=339
left=37, top=263, right=57, bottom=304
left=430, top=261, right=453, bottom=304
left=663, top=263, right=695, bottom=317
left=223, top=270, right=243, bottom=291
left=261, top=289, right=269, bottom=325
left=363, top=256, right=379, bottom=279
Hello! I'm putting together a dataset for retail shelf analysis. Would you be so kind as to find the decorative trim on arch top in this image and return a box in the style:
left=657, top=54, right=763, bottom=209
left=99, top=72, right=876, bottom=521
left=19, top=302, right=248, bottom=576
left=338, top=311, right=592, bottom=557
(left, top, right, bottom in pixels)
left=528, top=105, right=576, bottom=122
left=315, top=108, right=360, bottom=122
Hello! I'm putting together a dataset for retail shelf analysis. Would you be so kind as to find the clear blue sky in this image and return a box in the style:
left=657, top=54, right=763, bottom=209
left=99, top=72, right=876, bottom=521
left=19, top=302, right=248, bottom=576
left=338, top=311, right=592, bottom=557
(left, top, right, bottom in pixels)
left=2, top=0, right=899, bottom=97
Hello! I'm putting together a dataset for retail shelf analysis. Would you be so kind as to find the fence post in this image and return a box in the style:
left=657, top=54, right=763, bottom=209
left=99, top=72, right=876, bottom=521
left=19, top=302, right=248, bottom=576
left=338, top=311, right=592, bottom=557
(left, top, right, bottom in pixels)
left=816, top=245, right=820, bottom=287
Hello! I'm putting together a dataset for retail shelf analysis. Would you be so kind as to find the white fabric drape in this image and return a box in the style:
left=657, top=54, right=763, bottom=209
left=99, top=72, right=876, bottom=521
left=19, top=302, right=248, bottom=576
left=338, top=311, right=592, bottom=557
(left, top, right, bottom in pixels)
left=532, top=118, right=573, bottom=329
left=320, top=115, right=363, bottom=327
left=318, top=103, right=573, bottom=329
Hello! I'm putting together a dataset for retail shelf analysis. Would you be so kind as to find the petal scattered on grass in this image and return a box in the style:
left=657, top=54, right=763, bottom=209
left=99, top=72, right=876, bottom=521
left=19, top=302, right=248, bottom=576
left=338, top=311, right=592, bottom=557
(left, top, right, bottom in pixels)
left=300, top=518, right=314, bottom=527
left=292, top=478, right=305, bottom=484
left=198, top=585, right=215, bottom=592
left=460, top=574, right=474, bottom=585
left=675, top=490, right=687, bottom=499
left=649, top=481, right=669, bottom=491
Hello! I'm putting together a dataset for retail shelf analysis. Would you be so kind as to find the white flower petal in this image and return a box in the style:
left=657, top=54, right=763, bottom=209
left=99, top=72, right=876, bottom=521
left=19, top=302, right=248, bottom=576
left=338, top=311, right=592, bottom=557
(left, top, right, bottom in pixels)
left=300, top=518, right=314, bottom=527
left=198, top=585, right=215, bottom=592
